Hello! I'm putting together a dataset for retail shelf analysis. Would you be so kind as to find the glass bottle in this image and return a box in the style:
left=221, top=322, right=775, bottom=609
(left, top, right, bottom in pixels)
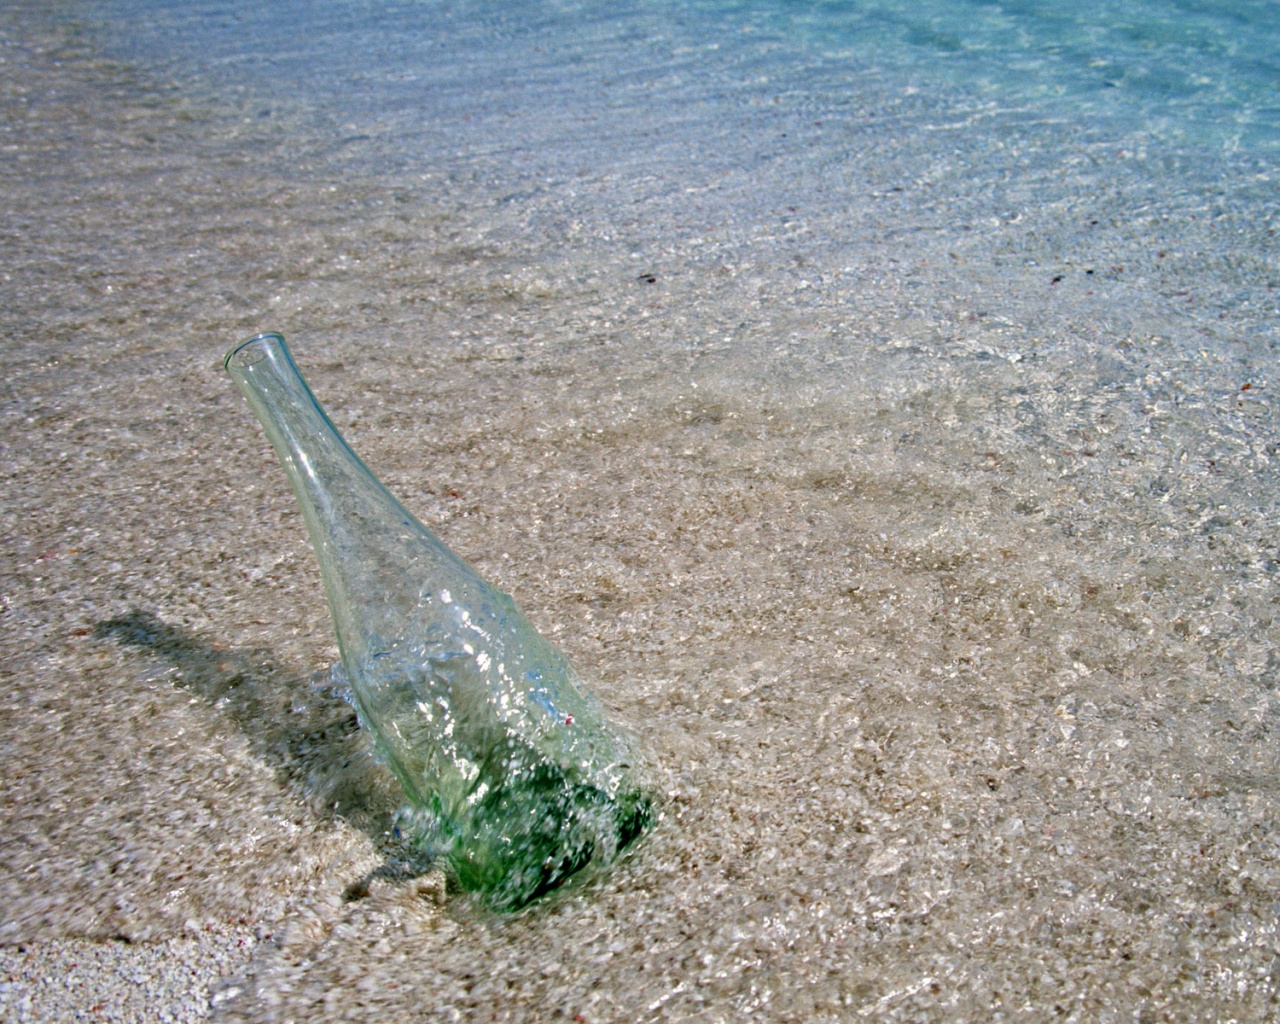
left=225, top=333, right=653, bottom=910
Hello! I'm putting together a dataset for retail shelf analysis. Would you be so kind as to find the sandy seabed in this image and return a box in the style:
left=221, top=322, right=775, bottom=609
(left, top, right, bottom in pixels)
left=4, top=3, right=1280, bottom=1021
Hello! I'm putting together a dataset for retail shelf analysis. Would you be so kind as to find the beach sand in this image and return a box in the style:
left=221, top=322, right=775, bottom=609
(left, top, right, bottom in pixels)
left=4, top=3, right=1280, bottom=1021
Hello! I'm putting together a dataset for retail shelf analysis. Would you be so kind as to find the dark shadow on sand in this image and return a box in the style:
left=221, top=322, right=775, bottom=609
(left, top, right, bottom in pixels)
left=92, top=609, right=437, bottom=893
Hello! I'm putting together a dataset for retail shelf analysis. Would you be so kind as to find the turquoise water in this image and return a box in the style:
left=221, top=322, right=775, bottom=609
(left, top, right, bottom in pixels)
left=78, top=0, right=1277, bottom=368
left=97, top=0, right=1280, bottom=156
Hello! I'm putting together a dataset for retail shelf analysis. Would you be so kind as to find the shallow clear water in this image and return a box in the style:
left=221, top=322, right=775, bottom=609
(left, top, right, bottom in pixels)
left=91, top=0, right=1280, bottom=155
left=3, top=0, right=1280, bottom=1020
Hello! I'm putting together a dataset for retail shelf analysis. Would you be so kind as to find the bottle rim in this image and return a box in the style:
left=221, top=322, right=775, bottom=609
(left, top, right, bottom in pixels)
left=225, top=332, right=286, bottom=371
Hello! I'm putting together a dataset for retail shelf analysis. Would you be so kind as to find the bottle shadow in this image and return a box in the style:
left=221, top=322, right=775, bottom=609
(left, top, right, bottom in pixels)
left=92, top=608, right=435, bottom=897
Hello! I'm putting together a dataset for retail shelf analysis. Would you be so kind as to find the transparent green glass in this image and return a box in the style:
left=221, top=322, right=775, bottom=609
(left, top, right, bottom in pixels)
left=224, top=333, right=653, bottom=910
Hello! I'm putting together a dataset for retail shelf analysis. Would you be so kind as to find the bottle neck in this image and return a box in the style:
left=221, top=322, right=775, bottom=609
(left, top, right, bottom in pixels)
left=225, top=333, right=369, bottom=526
left=225, top=332, right=481, bottom=656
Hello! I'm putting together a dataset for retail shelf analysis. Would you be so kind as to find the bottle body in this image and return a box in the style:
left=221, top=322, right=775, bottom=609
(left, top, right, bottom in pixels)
left=225, top=333, right=652, bottom=909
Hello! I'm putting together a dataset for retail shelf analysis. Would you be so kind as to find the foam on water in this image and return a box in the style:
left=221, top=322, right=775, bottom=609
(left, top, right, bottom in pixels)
left=3, top=0, right=1280, bottom=1019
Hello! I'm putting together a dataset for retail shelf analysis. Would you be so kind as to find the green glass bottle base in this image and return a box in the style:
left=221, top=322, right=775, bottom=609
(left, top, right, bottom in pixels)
left=414, top=765, right=655, bottom=911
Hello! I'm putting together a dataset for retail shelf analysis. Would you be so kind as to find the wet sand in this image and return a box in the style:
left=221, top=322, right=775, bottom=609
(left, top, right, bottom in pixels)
left=5, top=3, right=1280, bottom=1021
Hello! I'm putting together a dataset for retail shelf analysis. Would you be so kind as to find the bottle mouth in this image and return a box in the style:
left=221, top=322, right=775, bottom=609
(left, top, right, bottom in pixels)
left=225, top=332, right=284, bottom=371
